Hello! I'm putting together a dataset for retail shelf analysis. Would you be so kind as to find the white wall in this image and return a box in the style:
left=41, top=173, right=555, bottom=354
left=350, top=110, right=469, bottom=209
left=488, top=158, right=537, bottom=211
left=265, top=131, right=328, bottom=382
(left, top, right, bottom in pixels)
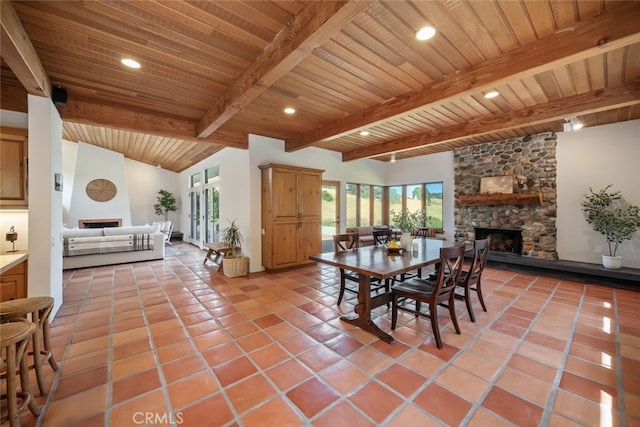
left=125, top=159, right=180, bottom=225
left=557, top=119, right=640, bottom=268
left=62, top=141, right=180, bottom=227
left=28, top=95, right=63, bottom=316
left=67, top=142, right=132, bottom=227
left=179, top=147, right=252, bottom=264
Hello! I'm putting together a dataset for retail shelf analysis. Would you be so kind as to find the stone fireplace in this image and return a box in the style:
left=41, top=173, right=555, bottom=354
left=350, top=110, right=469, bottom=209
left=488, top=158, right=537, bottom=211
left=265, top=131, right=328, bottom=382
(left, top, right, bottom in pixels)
left=454, top=133, right=558, bottom=260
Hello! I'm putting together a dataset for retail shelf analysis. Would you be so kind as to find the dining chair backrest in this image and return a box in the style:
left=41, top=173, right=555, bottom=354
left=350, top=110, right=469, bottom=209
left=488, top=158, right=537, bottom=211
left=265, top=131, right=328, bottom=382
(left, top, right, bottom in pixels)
left=466, top=238, right=490, bottom=282
left=372, top=228, right=392, bottom=245
left=333, top=233, right=359, bottom=252
left=432, top=245, right=465, bottom=303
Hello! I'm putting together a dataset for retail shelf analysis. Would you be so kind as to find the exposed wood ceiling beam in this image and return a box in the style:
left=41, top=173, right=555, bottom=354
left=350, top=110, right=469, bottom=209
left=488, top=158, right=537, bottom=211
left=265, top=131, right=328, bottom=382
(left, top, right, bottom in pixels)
left=197, top=0, right=373, bottom=138
left=342, top=81, right=640, bottom=161
left=286, top=4, right=640, bottom=152
left=0, top=1, right=50, bottom=97
left=60, top=99, right=248, bottom=149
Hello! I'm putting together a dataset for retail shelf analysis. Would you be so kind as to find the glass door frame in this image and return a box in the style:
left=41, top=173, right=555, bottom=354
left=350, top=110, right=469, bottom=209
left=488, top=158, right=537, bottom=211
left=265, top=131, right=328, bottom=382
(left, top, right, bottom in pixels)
left=188, top=188, right=201, bottom=245
left=203, top=183, right=220, bottom=245
left=322, top=180, right=341, bottom=239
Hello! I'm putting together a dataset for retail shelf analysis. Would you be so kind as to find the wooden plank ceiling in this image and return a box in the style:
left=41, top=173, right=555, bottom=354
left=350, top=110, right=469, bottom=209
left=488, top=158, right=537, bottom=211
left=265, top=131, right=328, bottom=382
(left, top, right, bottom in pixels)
left=2, top=0, right=639, bottom=172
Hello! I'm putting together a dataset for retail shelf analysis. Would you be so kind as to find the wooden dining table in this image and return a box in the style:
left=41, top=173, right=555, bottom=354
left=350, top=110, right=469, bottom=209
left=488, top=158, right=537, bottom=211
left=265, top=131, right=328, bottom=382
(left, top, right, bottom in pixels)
left=309, top=238, right=455, bottom=344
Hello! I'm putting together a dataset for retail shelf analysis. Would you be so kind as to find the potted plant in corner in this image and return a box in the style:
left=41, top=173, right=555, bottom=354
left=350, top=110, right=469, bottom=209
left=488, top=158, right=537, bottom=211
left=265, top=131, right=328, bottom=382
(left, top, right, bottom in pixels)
left=581, top=185, right=640, bottom=269
left=391, top=209, right=426, bottom=250
left=154, top=189, right=177, bottom=221
left=220, top=219, right=249, bottom=277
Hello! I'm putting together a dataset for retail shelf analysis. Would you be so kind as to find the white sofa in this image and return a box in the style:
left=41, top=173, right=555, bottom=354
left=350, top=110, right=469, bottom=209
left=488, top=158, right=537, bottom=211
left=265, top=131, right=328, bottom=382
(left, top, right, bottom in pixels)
left=62, top=225, right=165, bottom=270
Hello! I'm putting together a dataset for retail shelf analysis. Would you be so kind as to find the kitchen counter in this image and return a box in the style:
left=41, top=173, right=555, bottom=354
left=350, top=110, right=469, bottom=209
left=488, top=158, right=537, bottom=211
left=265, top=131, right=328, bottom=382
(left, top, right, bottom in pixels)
left=0, top=252, right=28, bottom=275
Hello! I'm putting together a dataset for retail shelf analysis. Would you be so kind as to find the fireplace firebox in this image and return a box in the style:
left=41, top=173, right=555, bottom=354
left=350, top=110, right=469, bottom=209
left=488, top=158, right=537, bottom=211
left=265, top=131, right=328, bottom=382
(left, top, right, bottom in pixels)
left=79, top=218, right=122, bottom=229
left=475, top=227, right=523, bottom=255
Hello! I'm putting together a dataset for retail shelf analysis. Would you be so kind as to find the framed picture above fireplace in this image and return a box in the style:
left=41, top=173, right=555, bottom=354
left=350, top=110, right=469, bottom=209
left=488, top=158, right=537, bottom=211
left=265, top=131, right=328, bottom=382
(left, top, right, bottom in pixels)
left=480, top=176, right=513, bottom=194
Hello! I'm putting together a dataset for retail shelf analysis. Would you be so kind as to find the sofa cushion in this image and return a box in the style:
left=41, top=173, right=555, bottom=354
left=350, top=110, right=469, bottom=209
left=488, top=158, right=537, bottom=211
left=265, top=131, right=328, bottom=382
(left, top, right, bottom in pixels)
left=103, top=225, right=156, bottom=236
left=62, top=228, right=104, bottom=239
left=64, top=234, right=154, bottom=256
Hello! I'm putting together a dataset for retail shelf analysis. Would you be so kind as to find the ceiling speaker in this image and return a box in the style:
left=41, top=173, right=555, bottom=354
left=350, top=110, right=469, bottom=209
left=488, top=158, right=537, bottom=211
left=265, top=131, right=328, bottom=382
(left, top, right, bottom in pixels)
left=52, top=86, right=67, bottom=106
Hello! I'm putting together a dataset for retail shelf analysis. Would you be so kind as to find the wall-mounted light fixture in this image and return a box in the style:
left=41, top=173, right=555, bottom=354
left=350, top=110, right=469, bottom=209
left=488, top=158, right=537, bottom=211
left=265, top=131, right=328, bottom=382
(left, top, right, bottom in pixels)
left=390, top=153, right=396, bottom=163
left=571, top=117, right=583, bottom=130
left=563, top=117, right=583, bottom=132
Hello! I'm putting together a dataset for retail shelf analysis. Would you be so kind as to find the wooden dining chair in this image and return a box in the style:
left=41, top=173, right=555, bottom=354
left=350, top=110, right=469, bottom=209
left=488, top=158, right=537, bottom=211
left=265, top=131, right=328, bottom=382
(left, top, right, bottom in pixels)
left=333, top=233, right=388, bottom=305
left=428, top=238, right=490, bottom=322
left=391, top=245, right=465, bottom=349
left=372, top=228, right=392, bottom=245
left=457, top=238, right=490, bottom=322
left=375, top=227, right=421, bottom=282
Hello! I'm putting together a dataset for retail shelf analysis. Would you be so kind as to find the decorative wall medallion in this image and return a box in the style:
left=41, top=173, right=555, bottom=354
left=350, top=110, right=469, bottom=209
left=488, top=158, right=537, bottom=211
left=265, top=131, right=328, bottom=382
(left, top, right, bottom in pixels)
left=86, top=179, right=117, bottom=202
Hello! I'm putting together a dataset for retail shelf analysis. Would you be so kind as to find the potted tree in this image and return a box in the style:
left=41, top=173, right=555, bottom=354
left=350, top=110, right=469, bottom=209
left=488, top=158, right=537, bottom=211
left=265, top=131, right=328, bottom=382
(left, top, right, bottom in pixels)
left=154, top=189, right=177, bottom=221
left=391, top=209, right=426, bottom=250
left=581, top=185, right=640, bottom=269
left=220, top=220, right=249, bottom=277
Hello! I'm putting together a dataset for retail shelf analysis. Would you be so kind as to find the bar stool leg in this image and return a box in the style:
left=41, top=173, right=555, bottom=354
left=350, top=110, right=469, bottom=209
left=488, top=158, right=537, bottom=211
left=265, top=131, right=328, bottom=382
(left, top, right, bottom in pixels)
left=6, top=344, right=19, bottom=427
left=19, top=342, right=41, bottom=419
left=1, top=323, right=40, bottom=427
left=42, top=316, right=59, bottom=371
left=30, top=309, right=47, bottom=396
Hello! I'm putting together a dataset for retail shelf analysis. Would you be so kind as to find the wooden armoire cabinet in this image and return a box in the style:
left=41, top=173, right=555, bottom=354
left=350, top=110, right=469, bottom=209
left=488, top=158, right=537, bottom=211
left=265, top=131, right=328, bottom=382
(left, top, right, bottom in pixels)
left=260, top=163, right=323, bottom=271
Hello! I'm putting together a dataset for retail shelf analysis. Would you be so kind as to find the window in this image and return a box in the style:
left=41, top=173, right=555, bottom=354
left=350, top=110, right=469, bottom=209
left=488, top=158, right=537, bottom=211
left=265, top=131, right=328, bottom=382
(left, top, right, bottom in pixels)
left=345, top=183, right=358, bottom=228
left=346, top=181, right=443, bottom=229
left=359, top=185, right=370, bottom=226
left=205, top=165, right=219, bottom=184
left=425, top=182, right=443, bottom=228
left=346, top=183, right=387, bottom=227
left=190, top=172, right=201, bottom=188
left=388, top=182, right=443, bottom=229
left=388, top=185, right=403, bottom=217
left=372, top=186, right=383, bottom=225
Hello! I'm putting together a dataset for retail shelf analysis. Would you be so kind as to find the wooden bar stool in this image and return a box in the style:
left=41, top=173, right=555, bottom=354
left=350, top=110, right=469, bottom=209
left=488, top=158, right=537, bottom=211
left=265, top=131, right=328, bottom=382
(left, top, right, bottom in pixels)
left=0, top=297, right=58, bottom=396
left=1, top=322, right=41, bottom=426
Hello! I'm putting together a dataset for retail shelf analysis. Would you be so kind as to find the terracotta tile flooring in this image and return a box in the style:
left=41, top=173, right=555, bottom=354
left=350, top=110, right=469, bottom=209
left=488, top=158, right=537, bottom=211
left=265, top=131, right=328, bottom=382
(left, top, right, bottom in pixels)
left=6, top=242, right=640, bottom=426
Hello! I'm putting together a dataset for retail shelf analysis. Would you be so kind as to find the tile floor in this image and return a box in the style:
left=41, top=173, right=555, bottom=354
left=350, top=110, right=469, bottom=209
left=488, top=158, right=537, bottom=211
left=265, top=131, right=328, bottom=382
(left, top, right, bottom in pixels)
left=5, top=242, right=640, bottom=426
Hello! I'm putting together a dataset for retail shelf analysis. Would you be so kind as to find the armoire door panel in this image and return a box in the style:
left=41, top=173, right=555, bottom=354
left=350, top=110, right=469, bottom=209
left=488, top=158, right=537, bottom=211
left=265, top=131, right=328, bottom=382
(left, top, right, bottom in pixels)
left=272, top=168, right=298, bottom=219
left=272, top=222, right=298, bottom=267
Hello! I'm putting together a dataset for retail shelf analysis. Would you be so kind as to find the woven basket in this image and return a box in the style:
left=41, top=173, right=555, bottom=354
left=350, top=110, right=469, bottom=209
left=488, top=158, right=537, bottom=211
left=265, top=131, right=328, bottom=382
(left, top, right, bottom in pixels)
left=223, top=255, right=249, bottom=278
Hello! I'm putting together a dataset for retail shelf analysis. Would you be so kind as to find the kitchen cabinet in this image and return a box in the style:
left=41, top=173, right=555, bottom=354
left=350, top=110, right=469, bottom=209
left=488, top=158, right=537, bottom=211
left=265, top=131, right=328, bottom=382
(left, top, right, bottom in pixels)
left=260, top=164, right=323, bottom=271
left=0, top=259, right=27, bottom=302
left=0, top=127, right=28, bottom=208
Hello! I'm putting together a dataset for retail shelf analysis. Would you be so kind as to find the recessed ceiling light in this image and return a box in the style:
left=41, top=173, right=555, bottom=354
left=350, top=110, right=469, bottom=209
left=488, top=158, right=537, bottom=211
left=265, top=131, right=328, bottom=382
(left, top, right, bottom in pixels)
left=121, top=58, right=141, bottom=69
left=484, top=90, right=499, bottom=99
left=416, top=26, right=436, bottom=41
left=284, top=107, right=296, bottom=114
left=359, top=131, right=370, bottom=136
